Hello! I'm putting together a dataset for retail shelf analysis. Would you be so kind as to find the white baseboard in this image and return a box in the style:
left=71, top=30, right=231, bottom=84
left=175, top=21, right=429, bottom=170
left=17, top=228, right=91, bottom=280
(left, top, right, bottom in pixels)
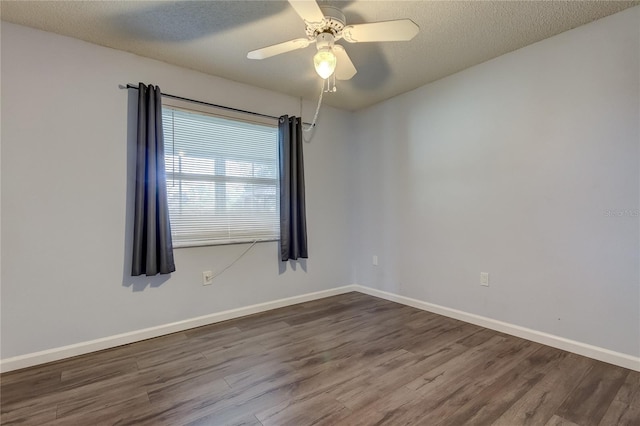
left=353, top=285, right=640, bottom=372
left=3, top=284, right=638, bottom=373
left=0, top=285, right=358, bottom=373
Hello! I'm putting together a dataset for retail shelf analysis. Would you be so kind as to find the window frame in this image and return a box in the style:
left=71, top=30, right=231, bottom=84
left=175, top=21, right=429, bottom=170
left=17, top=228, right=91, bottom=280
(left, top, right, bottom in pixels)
left=161, top=98, right=280, bottom=248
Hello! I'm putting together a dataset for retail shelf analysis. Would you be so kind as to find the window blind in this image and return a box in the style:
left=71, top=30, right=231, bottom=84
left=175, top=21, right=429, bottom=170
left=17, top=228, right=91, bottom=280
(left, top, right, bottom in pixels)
left=162, top=106, right=279, bottom=247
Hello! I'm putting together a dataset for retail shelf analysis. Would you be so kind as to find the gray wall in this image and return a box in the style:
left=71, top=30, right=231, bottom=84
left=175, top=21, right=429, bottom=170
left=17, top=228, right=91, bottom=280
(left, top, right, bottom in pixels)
left=349, top=7, right=639, bottom=357
left=1, top=23, right=352, bottom=358
left=2, top=6, right=639, bottom=361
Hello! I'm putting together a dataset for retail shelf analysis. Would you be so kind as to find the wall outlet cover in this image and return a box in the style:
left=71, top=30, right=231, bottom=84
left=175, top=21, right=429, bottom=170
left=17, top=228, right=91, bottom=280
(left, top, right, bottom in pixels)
left=203, top=271, right=214, bottom=286
left=480, top=272, right=489, bottom=286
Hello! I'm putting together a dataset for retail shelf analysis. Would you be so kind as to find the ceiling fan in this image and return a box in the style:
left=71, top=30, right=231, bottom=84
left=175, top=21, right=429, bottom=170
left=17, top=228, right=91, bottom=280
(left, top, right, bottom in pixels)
left=247, top=0, right=420, bottom=81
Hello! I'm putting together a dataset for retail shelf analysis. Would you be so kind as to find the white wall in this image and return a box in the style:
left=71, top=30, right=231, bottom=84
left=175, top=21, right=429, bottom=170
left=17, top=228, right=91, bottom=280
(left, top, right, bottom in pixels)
left=350, top=7, right=640, bottom=357
left=1, top=22, right=353, bottom=359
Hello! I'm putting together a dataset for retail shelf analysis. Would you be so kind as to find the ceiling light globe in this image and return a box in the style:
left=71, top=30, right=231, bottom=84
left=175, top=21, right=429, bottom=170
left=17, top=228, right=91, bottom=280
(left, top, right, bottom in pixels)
left=313, top=48, right=337, bottom=79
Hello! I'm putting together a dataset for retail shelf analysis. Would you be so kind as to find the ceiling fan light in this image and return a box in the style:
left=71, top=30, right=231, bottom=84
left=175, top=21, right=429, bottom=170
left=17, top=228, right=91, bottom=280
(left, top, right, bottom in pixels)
left=313, top=48, right=337, bottom=79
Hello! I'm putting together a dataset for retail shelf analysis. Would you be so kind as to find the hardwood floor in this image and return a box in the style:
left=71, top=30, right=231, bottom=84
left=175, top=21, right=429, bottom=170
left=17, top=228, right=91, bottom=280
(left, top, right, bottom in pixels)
left=1, top=292, right=638, bottom=425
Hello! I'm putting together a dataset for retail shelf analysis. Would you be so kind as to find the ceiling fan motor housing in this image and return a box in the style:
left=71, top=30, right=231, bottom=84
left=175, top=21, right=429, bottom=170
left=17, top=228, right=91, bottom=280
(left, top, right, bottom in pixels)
left=306, top=6, right=346, bottom=38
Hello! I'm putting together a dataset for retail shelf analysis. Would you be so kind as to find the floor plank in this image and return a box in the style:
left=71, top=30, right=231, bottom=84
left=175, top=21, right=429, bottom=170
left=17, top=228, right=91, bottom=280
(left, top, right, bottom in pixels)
left=545, top=414, right=582, bottom=426
left=598, top=370, right=640, bottom=426
left=255, top=391, right=351, bottom=426
left=493, top=353, right=592, bottom=425
left=556, top=361, right=629, bottom=426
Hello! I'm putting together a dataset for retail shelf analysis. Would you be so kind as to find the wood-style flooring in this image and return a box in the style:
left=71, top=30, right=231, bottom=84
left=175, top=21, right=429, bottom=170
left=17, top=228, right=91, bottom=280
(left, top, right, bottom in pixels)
left=1, top=292, right=638, bottom=425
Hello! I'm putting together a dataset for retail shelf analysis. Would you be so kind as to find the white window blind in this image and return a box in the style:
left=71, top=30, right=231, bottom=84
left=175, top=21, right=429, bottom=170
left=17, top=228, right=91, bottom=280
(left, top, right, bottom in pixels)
left=162, top=105, right=279, bottom=247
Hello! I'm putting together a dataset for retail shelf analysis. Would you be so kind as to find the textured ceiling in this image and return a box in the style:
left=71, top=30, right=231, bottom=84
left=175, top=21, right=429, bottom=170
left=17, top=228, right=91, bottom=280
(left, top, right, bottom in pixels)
left=1, top=1, right=637, bottom=110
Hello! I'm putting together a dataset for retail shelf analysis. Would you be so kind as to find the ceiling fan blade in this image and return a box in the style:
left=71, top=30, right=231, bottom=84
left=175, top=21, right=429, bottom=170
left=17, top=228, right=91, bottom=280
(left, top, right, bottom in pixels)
left=333, top=45, right=357, bottom=80
left=288, top=0, right=325, bottom=24
left=342, top=19, right=419, bottom=43
left=247, top=38, right=311, bottom=60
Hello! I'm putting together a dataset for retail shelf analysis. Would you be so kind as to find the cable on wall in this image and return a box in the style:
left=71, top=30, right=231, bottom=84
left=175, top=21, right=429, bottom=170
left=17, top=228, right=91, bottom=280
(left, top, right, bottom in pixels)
left=211, top=240, right=259, bottom=280
left=302, top=84, right=325, bottom=142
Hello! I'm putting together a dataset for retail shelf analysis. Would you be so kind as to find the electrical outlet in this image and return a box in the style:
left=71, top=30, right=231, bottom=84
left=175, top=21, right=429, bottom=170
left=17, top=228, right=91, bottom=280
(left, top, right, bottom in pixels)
left=480, top=272, right=489, bottom=287
left=202, top=271, right=214, bottom=286
left=373, top=255, right=378, bottom=266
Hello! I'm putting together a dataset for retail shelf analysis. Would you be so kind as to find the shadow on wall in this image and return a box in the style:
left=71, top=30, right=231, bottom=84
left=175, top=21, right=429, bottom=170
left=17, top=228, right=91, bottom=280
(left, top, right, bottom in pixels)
left=278, top=254, right=308, bottom=274
left=121, top=88, right=171, bottom=291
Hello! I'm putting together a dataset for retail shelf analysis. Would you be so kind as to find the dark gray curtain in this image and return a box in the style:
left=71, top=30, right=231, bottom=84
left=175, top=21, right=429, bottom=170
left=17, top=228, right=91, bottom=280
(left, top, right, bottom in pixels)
left=131, top=83, right=176, bottom=276
left=278, top=116, right=308, bottom=261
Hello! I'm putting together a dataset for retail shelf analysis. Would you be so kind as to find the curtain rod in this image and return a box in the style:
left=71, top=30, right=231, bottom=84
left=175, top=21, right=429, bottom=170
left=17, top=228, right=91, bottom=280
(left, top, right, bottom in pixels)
left=123, top=84, right=313, bottom=126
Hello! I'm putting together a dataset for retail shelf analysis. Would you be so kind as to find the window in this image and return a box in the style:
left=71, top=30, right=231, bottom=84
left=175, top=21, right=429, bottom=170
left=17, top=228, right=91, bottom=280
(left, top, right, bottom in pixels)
left=162, top=102, right=279, bottom=247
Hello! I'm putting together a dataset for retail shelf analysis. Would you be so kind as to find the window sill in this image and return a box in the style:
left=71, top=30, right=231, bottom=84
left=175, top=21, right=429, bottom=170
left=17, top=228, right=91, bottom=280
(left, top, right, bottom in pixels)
left=173, top=238, right=279, bottom=249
